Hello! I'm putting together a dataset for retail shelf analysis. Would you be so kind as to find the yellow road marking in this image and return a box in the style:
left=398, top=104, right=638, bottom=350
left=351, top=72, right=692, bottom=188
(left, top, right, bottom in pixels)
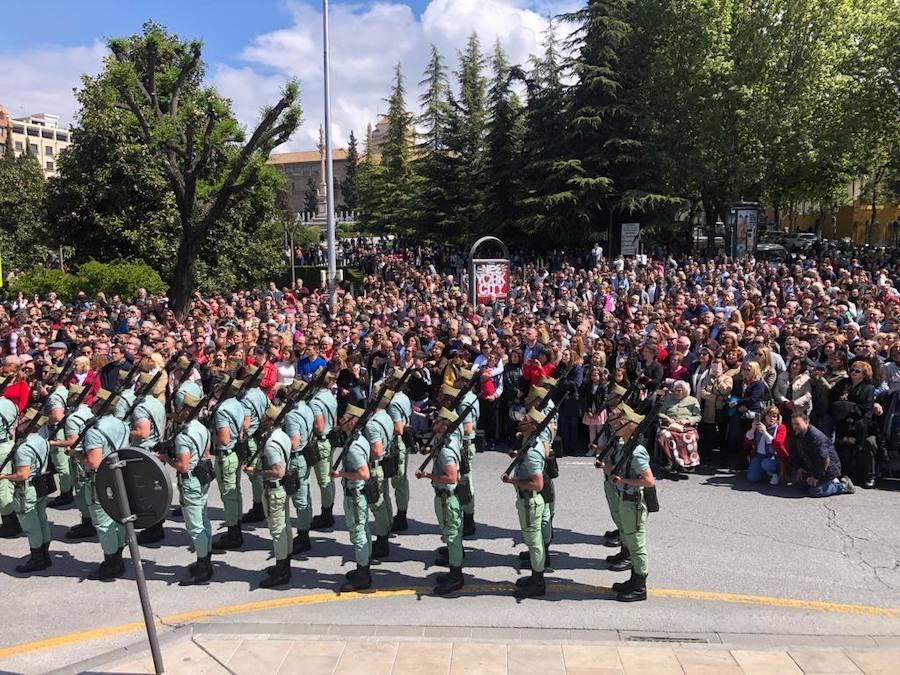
left=1, top=584, right=897, bottom=661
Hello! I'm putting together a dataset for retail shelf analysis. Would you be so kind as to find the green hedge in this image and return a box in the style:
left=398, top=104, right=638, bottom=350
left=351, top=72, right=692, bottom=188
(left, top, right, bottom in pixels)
left=8, top=260, right=166, bottom=302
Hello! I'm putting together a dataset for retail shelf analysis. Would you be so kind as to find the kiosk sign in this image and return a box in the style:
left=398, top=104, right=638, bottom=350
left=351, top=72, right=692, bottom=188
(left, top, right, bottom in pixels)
left=468, top=236, right=510, bottom=307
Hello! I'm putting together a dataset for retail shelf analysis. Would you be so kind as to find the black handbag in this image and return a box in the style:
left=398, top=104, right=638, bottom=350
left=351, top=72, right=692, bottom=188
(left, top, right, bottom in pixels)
left=192, top=458, right=216, bottom=486
left=301, top=439, right=318, bottom=466
left=32, top=472, right=58, bottom=499
left=382, top=452, right=399, bottom=478
left=645, top=485, right=660, bottom=513
left=545, top=454, right=560, bottom=479
left=234, top=437, right=249, bottom=463
left=282, top=468, right=300, bottom=496
left=456, top=480, right=472, bottom=505
left=363, top=476, right=381, bottom=503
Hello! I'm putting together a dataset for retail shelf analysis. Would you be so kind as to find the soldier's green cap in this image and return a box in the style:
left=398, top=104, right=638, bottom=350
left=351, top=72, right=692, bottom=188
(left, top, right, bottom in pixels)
left=345, top=404, right=365, bottom=418
left=459, top=368, right=474, bottom=380
left=118, top=368, right=132, bottom=382
left=265, top=404, right=283, bottom=420
left=440, top=385, right=460, bottom=398
left=527, top=385, right=548, bottom=401
left=182, top=393, right=202, bottom=408
left=609, top=383, right=627, bottom=397
left=541, top=376, right=558, bottom=387
left=290, top=378, right=307, bottom=392
left=67, top=384, right=85, bottom=396
left=229, top=379, right=244, bottom=391
left=613, top=403, right=644, bottom=425
left=138, top=372, right=155, bottom=385
left=526, top=408, right=546, bottom=424
left=437, top=407, right=458, bottom=423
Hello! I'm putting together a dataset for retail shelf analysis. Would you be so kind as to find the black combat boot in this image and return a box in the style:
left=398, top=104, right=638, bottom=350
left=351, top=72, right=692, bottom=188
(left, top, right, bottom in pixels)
left=606, top=547, right=629, bottom=564
left=241, top=501, right=265, bottom=524
left=311, top=506, right=334, bottom=530
left=520, top=545, right=551, bottom=571
left=514, top=571, right=546, bottom=598
left=608, top=549, right=633, bottom=572
left=260, top=558, right=292, bottom=588
left=340, top=565, right=372, bottom=592
left=612, top=570, right=636, bottom=594
left=616, top=573, right=647, bottom=602
left=42, top=541, right=52, bottom=567
left=181, top=555, right=213, bottom=586
left=15, top=547, right=50, bottom=574
left=48, top=490, right=74, bottom=508
left=0, top=512, right=22, bottom=538
left=604, top=529, right=621, bottom=547
left=434, top=566, right=464, bottom=595
left=89, top=549, right=126, bottom=581
left=65, top=517, right=96, bottom=539
left=371, top=535, right=390, bottom=559
left=136, top=521, right=165, bottom=545
left=462, top=513, right=476, bottom=537
left=292, top=529, right=312, bottom=555
left=391, top=510, right=408, bottom=532
left=212, top=525, right=244, bottom=552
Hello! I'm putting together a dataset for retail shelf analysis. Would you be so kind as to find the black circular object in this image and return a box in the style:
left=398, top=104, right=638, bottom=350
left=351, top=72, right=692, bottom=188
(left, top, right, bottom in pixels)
left=95, top=447, right=173, bottom=528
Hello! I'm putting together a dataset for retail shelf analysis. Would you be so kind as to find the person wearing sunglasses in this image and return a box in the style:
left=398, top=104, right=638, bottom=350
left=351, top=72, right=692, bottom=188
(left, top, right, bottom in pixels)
left=829, top=360, right=876, bottom=488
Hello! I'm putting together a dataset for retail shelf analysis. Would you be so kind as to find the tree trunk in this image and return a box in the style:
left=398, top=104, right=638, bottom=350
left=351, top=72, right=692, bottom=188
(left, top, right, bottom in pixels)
left=168, top=234, right=198, bottom=320
left=702, top=195, right=717, bottom=256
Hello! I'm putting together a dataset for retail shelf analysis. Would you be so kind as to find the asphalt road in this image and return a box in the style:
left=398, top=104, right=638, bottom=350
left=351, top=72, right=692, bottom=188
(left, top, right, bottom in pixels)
left=2, top=452, right=900, bottom=673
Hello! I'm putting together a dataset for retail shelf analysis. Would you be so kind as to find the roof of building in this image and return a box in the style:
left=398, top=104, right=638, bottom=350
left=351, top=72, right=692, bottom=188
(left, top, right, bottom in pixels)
left=268, top=148, right=348, bottom=165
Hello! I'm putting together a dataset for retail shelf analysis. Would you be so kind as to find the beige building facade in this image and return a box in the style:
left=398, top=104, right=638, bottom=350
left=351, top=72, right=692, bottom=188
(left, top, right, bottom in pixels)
left=0, top=105, right=70, bottom=176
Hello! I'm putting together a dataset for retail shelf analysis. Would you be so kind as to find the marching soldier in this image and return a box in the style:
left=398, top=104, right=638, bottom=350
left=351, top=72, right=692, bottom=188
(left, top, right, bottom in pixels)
left=386, top=369, right=414, bottom=532
left=50, top=385, right=97, bottom=539
left=76, top=391, right=130, bottom=580
left=596, top=383, right=630, bottom=569
left=240, top=363, right=270, bottom=525
left=309, top=375, right=338, bottom=530
left=211, top=375, right=251, bottom=551
left=283, top=380, right=315, bottom=555
left=330, top=403, right=373, bottom=592
left=362, top=392, right=395, bottom=559
left=502, top=407, right=547, bottom=598
left=130, top=365, right=169, bottom=544
left=113, top=368, right=138, bottom=421
left=415, top=407, right=464, bottom=594
left=454, top=370, right=479, bottom=537
left=596, top=403, right=655, bottom=602
left=0, top=410, right=52, bottom=573
left=0, top=393, right=22, bottom=538
left=245, top=405, right=294, bottom=588
left=44, top=376, right=75, bottom=508
left=156, top=391, right=213, bottom=586
left=519, top=383, right=556, bottom=569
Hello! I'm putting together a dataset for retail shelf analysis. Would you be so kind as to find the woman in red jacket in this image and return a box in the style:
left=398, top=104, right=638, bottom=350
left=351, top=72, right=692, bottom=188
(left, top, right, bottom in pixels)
left=744, top=405, right=788, bottom=485
left=1, top=357, right=30, bottom=412
left=65, top=356, right=101, bottom=406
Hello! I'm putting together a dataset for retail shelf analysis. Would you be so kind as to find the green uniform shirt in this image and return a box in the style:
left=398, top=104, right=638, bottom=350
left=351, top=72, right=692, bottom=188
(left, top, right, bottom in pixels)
left=457, top=391, right=479, bottom=440
left=131, top=395, right=167, bottom=449
left=113, top=388, right=137, bottom=421
left=619, top=444, right=650, bottom=496
left=15, top=433, right=50, bottom=474
left=363, top=410, right=394, bottom=458
left=43, top=385, right=68, bottom=415
left=84, top=416, right=130, bottom=460
left=285, top=402, right=314, bottom=450
left=241, top=388, right=269, bottom=436
left=0, top=398, right=18, bottom=442
left=342, top=434, right=371, bottom=490
left=214, top=398, right=247, bottom=453
left=262, top=428, right=292, bottom=471
left=64, top=404, right=94, bottom=452
left=309, top=390, right=337, bottom=436
left=387, top=392, right=412, bottom=427
left=432, top=434, right=461, bottom=492
left=513, top=437, right=545, bottom=482
left=174, top=419, right=210, bottom=473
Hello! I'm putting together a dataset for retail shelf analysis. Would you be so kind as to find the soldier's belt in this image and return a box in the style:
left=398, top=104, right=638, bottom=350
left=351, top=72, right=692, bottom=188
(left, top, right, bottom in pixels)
left=434, top=487, right=456, bottom=498
left=517, top=489, right=538, bottom=500
left=211, top=447, right=233, bottom=457
left=264, top=479, right=284, bottom=489
left=621, top=490, right=642, bottom=502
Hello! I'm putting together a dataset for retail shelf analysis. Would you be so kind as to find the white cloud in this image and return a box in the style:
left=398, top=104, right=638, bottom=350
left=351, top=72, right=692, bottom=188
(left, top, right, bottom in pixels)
left=215, top=0, right=576, bottom=152
left=0, top=41, right=106, bottom=125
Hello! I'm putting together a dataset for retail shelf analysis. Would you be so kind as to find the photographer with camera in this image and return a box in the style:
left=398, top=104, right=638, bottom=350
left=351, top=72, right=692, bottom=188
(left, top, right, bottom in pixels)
left=743, top=405, right=788, bottom=486
left=725, top=361, right=767, bottom=470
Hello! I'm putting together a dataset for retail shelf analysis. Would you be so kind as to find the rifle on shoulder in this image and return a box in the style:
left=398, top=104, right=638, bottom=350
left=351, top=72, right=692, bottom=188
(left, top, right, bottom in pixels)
left=503, top=394, right=567, bottom=478
left=330, top=381, right=393, bottom=473
left=417, top=400, right=476, bottom=473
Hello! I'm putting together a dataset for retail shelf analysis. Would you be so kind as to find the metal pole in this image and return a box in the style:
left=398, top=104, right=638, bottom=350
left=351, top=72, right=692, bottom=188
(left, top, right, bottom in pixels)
left=322, top=0, right=337, bottom=307
left=109, top=453, right=165, bottom=674
left=290, top=229, right=296, bottom=288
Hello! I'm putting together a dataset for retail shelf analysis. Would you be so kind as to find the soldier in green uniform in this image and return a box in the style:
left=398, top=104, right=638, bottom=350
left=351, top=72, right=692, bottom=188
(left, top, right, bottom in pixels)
left=50, top=386, right=97, bottom=539
left=518, top=384, right=556, bottom=569
left=130, top=370, right=169, bottom=544
left=44, top=380, right=75, bottom=508
left=502, top=407, right=547, bottom=598
left=77, top=395, right=131, bottom=580
left=309, top=376, right=338, bottom=530
left=283, top=380, right=315, bottom=555
left=362, top=393, right=395, bottom=559
left=330, top=403, right=373, bottom=592
left=597, top=403, right=655, bottom=602
left=0, top=411, right=52, bottom=573
left=453, top=370, right=480, bottom=537
left=0, top=393, right=21, bottom=538
left=240, top=366, right=270, bottom=525
left=595, top=383, right=631, bottom=570
left=245, top=404, right=294, bottom=588
left=386, top=369, right=414, bottom=532
left=156, top=391, right=213, bottom=585
left=211, top=375, right=251, bottom=551
left=416, top=407, right=464, bottom=594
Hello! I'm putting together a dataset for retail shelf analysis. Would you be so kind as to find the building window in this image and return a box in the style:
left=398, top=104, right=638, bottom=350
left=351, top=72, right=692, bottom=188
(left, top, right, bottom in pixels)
left=15, top=141, right=22, bottom=151
left=29, top=143, right=39, bottom=155
left=56, top=132, right=68, bottom=142
left=27, top=127, right=38, bottom=137
left=46, top=161, right=54, bottom=172
left=12, top=125, right=25, bottom=134
left=42, top=129, right=54, bottom=139
left=45, top=146, right=53, bottom=156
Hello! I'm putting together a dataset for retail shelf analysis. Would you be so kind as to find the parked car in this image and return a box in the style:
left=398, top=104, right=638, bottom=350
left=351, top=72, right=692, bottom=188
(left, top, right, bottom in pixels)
left=755, top=243, right=788, bottom=263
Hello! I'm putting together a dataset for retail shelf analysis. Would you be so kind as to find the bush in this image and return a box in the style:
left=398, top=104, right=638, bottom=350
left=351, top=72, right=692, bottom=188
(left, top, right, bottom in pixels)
left=8, top=260, right=166, bottom=303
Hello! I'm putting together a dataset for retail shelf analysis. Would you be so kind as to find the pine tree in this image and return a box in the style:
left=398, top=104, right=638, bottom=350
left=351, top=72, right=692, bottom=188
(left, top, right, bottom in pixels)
left=304, top=175, right=319, bottom=215
left=453, top=33, right=489, bottom=236
left=341, top=130, right=359, bottom=212
left=356, top=123, right=386, bottom=231
left=484, top=42, right=524, bottom=237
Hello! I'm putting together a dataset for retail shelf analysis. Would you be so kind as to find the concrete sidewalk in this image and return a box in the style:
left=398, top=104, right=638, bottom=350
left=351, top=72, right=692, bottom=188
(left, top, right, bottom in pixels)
left=53, top=627, right=899, bottom=675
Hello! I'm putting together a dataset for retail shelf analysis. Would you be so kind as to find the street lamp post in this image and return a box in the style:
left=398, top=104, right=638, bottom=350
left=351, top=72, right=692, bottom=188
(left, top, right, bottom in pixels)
left=322, top=0, right=337, bottom=307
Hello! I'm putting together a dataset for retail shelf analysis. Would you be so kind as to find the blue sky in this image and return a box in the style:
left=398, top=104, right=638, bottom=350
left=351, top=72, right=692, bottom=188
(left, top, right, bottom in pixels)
left=1, top=0, right=574, bottom=151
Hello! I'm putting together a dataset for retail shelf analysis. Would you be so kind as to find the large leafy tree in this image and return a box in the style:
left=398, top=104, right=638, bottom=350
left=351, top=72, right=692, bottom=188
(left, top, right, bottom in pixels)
left=69, top=22, right=301, bottom=316
left=0, top=142, right=52, bottom=271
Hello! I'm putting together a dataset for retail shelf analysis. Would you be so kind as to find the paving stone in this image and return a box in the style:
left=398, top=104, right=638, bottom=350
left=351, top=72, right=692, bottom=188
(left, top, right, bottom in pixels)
left=616, top=646, right=683, bottom=675
left=506, top=643, right=566, bottom=675
left=788, top=650, right=863, bottom=674
left=562, top=644, right=623, bottom=672
left=845, top=650, right=900, bottom=675
left=334, top=640, right=398, bottom=675
left=393, top=642, right=452, bottom=675
left=730, top=650, right=804, bottom=675
left=674, top=649, right=742, bottom=675
left=225, top=638, right=293, bottom=674
left=449, top=642, right=507, bottom=675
